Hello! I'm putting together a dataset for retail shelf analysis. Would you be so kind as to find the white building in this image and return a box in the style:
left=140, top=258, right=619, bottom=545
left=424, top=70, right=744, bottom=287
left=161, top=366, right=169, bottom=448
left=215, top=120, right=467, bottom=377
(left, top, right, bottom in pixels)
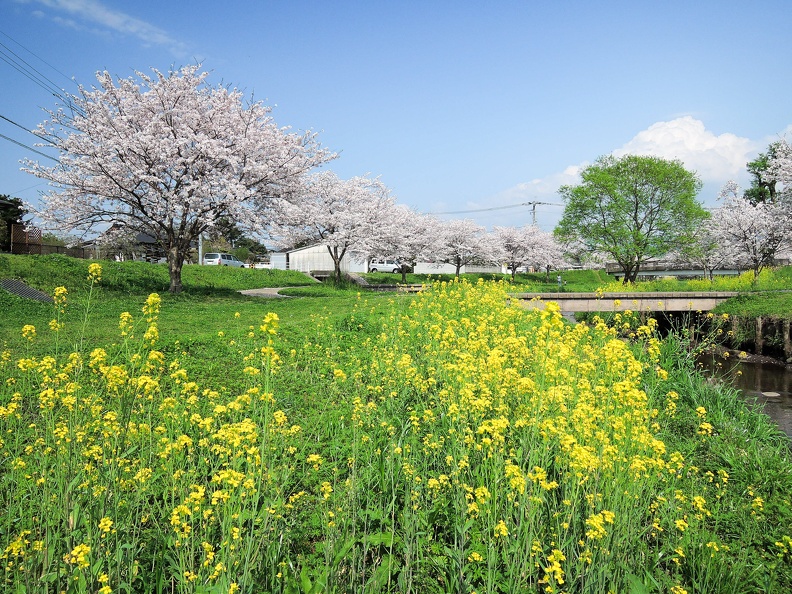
left=413, top=262, right=501, bottom=274
left=270, top=244, right=502, bottom=275
left=269, top=244, right=367, bottom=273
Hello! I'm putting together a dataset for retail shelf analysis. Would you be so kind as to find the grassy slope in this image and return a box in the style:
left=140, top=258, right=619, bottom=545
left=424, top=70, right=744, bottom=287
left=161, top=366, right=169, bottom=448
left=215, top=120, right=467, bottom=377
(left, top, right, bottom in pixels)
left=0, top=254, right=394, bottom=380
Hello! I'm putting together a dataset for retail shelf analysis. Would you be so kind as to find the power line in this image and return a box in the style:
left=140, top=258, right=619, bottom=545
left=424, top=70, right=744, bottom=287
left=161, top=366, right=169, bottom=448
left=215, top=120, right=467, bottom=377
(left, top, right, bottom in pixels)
left=0, top=113, right=59, bottom=161
left=0, top=30, right=84, bottom=117
left=0, top=51, right=64, bottom=102
left=0, top=113, right=37, bottom=137
left=429, top=200, right=562, bottom=215
left=8, top=181, right=49, bottom=195
left=0, top=29, right=78, bottom=89
left=0, top=132, right=58, bottom=162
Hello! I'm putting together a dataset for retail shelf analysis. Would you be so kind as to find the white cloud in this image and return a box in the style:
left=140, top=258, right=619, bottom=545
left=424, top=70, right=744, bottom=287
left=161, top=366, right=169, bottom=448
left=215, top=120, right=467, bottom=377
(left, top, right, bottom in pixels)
left=23, top=0, right=188, bottom=56
left=484, top=117, right=780, bottom=229
left=612, top=116, right=758, bottom=182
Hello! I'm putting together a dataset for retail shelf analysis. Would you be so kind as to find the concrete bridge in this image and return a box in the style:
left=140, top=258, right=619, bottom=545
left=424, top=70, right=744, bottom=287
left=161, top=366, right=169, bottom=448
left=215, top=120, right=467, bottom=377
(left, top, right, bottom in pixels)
left=513, top=291, right=739, bottom=314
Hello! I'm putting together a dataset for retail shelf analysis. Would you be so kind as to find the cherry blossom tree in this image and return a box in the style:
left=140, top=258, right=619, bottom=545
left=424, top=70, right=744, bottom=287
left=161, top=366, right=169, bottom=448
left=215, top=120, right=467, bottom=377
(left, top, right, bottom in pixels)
left=492, top=225, right=564, bottom=280
left=675, top=215, right=739, bottom=280
left=270, top=171, right=395, bottom=283
left=556, top=236, right=607, bottom=271
left=768, top=138, right=792, bottom=202
left=373, top=206, right=443, bottom=283
left=711, top=181, right=791, bottom=278
left=24, top=65, right=334, bottom=293
left=433, top=219, right=492, bottom=278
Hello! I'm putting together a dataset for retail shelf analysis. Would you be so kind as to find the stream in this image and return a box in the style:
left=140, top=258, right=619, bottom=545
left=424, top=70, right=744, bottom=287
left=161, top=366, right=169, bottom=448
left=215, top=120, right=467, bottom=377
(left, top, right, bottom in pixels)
left=697, top=353, right=792, bottom=440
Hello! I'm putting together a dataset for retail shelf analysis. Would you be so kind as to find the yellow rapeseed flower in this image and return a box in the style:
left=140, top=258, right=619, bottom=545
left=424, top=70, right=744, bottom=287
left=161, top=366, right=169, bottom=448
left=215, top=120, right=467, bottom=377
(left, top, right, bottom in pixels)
left=63, top=543, right=90, bottom=569
left=98, top=516, right=113, bottom=534
left=53, top=286, right=68, bottom=307
left=306, top=454, right=324, bottom=470
left=88, top=262, right=102, bottom=282
left=143, top=293, right=161, bottom=321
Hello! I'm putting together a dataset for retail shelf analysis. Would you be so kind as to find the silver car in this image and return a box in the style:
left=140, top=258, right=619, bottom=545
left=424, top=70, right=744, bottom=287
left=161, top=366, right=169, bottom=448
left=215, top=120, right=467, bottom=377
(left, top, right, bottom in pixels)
left=203, top=253, right=246, bottom=267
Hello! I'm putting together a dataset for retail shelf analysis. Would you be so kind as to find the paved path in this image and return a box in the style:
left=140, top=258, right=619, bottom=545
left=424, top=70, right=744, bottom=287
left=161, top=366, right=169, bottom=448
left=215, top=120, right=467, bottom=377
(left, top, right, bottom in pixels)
left=238, top=287, right=292, bottom=298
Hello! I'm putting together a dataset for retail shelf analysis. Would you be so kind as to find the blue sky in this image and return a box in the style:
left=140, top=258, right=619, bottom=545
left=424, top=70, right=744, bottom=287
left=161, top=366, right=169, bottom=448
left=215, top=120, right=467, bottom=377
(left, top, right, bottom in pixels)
left=1, top=0, right=790, bottom=232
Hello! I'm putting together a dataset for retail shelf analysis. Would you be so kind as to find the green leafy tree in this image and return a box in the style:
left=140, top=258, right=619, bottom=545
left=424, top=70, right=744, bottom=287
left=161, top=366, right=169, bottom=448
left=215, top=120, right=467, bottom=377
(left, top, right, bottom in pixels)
left=0, top=195, right=26, bottom=252
left=744, top=142, right=781, bottom=204
left=555, top=154, right=706, bottom=284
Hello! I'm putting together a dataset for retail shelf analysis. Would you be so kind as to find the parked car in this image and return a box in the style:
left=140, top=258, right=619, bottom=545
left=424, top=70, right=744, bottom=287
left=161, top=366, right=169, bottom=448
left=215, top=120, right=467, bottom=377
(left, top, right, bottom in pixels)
left=369, top=259, right=403, bottom=273
left=203, top=253, right=246, bottom=267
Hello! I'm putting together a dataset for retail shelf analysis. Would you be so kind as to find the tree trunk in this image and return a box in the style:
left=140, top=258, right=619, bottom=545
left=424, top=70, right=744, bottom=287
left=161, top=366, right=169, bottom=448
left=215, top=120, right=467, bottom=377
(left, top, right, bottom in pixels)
left=329, top=246, right=344, bottom=285
left=621, top=269, right=632, bottom=285
left=455, top=256, right=462, bottom=279
left=400, top=265, right=408, bottom=284
left=631, top=263, right=641, bottom=283
left=168, top=244, right=184, bottom=294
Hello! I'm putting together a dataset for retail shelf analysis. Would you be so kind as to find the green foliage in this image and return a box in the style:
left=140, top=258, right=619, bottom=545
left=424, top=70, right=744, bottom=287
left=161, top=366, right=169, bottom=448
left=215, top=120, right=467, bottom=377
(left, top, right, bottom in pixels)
left=556, top=155, right=707, bottom=283
left=0, top=195, right=25, bottom=252
left=714, top=291, right=792, bottom=320
left=232, top=246, right=250, bottom=264
left=744, top=141, right=781, bottom=204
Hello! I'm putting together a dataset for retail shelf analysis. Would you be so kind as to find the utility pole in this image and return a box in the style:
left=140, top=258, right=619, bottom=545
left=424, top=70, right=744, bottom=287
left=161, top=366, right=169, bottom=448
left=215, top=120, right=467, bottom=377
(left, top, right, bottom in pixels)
left=528, top=201, right=554, bottom=225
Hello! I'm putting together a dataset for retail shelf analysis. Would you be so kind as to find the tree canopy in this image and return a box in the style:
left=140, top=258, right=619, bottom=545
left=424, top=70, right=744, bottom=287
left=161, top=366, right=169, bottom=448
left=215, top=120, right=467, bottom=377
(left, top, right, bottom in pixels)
left=711, top=181, right=791, bottom=278
left=270, top=171, right=395, bottom=283
left=555, top=154, right=706, bottom=283
left=0, top=195, right=25, bottom=252
left=744, top=141, right=781, bottom=204
left=434, top=219, right=491, bottom=278
left=768, top=138, right=792, bottom=202
left=492, top=225, right=563, bottom=280
left=24, top=65, right=335, bottom=293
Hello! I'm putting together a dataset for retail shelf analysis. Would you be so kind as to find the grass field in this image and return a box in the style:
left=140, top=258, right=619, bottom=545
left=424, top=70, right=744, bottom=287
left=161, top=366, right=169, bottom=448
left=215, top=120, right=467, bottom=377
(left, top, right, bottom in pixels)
left=0, top=255, right=790, bottom=593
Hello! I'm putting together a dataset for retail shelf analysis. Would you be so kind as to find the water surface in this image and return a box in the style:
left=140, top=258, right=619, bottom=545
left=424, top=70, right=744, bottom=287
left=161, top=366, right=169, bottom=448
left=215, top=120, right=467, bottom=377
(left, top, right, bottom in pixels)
left=698, top=354, right=792, bottom=439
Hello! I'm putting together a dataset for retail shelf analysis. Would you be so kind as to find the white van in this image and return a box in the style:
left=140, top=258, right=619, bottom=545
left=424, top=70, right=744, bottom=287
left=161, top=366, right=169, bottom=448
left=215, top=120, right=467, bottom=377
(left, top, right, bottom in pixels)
left=368, top=259, right=403, bottom=273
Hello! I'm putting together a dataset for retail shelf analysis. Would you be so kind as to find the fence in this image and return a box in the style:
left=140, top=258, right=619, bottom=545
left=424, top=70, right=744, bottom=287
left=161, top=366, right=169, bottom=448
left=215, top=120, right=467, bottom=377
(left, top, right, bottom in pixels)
left=9, top=224, right=88, bottom=258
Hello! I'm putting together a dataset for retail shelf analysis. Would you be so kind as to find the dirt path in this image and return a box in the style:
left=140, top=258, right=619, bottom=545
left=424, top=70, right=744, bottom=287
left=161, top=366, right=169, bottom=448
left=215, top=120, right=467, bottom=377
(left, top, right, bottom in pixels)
left=238, top=287, right=292, bottom=298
